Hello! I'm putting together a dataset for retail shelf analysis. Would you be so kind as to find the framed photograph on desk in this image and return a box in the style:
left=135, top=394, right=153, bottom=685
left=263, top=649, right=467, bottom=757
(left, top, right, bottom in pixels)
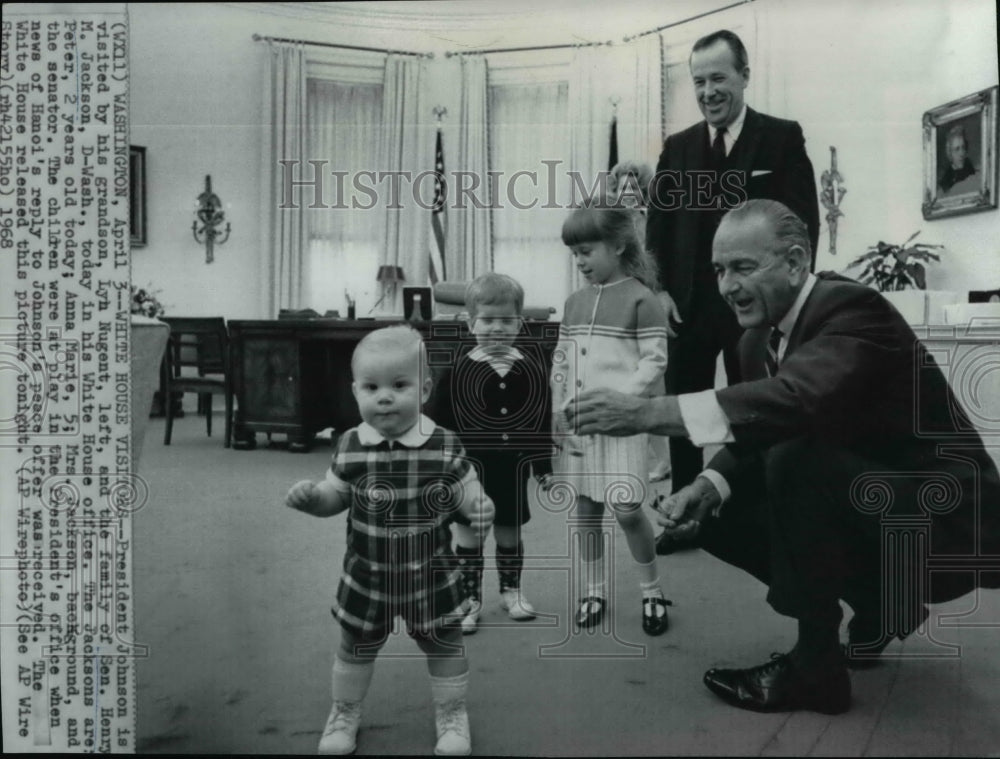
left=404, top=286, right=433, bottom=321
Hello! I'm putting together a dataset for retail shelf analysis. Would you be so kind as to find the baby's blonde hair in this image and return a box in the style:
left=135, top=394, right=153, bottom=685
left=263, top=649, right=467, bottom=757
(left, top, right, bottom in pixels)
left=351, top=325, right=428, bottom=377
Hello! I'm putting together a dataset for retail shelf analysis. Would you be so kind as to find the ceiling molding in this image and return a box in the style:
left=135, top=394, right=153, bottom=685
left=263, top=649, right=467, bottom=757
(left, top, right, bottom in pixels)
left=226, top=1, right=747, bottom=50
left=231, top=2, right=568, bottom=33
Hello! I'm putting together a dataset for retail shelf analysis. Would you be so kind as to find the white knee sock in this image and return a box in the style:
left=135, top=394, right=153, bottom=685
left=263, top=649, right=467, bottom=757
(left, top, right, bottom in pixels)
left=331, top=656, right=374, bottom=703
left=637, top=559, right=663, bottom=599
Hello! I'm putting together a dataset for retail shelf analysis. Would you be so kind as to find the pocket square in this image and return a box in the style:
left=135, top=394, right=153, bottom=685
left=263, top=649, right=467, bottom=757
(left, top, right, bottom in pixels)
left=751, top=170, right=773, bottom=177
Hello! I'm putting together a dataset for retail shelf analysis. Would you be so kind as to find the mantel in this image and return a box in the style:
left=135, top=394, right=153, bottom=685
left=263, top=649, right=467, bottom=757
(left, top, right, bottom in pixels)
left=917, top=323, right=1000, bottom=473
left=914, top=322, right=1000, bottom=341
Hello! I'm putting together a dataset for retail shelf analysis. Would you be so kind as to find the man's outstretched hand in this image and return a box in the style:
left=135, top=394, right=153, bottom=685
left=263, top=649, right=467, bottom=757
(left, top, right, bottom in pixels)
left=565, top=388, right=649, bottom=437
left=654, top=475, right=721, bottom=539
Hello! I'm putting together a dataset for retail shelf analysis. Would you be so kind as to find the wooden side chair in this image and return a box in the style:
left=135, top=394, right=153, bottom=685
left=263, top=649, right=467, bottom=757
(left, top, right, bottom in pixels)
left=161, top=317, right=233, bottom=447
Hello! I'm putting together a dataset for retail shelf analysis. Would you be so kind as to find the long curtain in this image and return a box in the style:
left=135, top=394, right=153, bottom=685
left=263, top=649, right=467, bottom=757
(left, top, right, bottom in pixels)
left=452, top=55, right=491, bottom=281
left=615, top=33, right=664, bottom=167
left=305, top=80, right=383, bottom=314
left=378, top=55, right=430, bottom=310
left=260, top=42, right=307, bottom=316
left=567, top=47, right=607, bottom=198
left=258, top=40, right=666, bottom=319
left=489, top=80, right=572, bottom=315
left=566, top=45, right=618, bottom=292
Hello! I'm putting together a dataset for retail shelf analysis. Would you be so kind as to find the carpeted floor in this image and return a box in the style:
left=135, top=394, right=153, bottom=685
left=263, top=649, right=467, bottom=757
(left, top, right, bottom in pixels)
left=133, top=416, right=1000, bottom=756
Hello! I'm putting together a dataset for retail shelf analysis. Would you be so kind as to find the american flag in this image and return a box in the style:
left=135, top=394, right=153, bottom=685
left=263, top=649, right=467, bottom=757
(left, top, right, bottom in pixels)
left=429, top=128, right=447, bottom=285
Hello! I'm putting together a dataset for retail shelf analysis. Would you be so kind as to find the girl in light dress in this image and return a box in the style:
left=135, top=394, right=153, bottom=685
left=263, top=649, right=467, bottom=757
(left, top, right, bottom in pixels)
left=551, top=197, right=672, bottom=636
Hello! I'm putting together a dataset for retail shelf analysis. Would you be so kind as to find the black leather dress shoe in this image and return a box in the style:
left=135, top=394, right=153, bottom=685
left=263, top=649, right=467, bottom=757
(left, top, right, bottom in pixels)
left=703, top=652, right=850, bottom=714
left=654, top=530, right=698, bottom=556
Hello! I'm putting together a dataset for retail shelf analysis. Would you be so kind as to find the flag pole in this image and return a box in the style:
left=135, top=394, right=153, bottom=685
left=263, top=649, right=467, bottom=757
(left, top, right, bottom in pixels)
left=608, top=96, right=621, bottom=172
left=429, top=106, right=448, bottom=287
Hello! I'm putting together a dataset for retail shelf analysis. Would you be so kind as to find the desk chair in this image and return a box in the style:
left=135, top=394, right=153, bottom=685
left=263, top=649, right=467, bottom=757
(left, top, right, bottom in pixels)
left=278, top=308, right=321, bottom=319
left=432, top=282, right=556, bottom=321
left=161, top=317, right=233, bottom=447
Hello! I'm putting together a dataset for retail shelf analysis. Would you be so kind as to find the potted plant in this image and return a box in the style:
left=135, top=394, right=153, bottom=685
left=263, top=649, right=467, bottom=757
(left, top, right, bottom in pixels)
left=846, top=233, right=945, bottom=324
left=131, top=283, right=167, bottom=318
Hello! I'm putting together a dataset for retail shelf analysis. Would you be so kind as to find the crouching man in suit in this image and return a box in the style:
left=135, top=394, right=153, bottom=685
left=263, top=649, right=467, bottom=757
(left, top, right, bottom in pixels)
left=567, top=198, right=1000, bottom=714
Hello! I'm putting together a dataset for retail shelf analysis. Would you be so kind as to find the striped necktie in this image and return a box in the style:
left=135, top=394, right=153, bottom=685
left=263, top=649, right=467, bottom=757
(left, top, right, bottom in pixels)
left=765, top=328, right=783, bottom=377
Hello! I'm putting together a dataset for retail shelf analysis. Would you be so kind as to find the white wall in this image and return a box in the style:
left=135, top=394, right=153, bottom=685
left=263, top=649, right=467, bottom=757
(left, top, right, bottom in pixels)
left=130, top=1, right=1000, bottom=319
left=758, top=0, right=999, bottom=290
left=130, top=3, right=266, bottom=318
left=129, top=2, right=676, bottom=319
left=657, top=0, right=998, bottom=293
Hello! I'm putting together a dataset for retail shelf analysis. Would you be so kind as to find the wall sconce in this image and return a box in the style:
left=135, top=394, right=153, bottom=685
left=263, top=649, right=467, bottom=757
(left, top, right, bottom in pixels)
left=820, top=147, right=846, bottom=256
left=192, top=174, right=231, bottom=263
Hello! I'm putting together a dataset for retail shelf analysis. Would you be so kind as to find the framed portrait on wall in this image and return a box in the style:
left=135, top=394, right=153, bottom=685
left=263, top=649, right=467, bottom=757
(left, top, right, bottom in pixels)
left=922, top=85, right=998, bottom=220
left=130, top=145, right=148, bottom=247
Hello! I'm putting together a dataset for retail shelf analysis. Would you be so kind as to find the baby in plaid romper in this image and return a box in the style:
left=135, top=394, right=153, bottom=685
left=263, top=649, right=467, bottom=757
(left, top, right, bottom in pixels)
left=286, top=325, right=494, bottom=756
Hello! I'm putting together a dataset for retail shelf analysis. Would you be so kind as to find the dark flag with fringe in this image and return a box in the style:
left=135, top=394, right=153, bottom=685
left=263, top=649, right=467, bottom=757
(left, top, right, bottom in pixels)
left=429, top=128, right=447, bottom=284
left=608, top=115, right=619, bottom=172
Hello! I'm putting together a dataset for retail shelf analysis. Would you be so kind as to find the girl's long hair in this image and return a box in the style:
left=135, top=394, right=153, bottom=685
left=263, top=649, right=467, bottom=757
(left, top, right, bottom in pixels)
left=560, top=195, right=659, bottom=291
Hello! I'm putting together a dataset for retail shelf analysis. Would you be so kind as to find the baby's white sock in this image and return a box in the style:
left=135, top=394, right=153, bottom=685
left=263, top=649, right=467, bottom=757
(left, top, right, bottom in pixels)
left=331, top=655, right=374, bottom=703
left=429, top=670, right=469, bottom=704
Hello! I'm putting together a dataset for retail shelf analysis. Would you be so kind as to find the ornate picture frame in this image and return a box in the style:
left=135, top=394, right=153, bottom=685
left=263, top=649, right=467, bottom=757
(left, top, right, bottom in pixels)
left=922, top=86, right=998, bottom=220
left=130, top=145, right=148, bottom=247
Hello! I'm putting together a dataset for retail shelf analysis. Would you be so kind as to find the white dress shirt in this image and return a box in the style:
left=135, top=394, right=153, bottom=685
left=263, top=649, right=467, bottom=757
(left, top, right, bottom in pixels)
left=677, top=273, right=818, bottom=502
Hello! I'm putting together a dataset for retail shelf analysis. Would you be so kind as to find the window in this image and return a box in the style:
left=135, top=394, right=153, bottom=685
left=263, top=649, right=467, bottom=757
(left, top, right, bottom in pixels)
left=489, top=81, right=573, bottom=315
left=304, top=78, right=383, bottom=315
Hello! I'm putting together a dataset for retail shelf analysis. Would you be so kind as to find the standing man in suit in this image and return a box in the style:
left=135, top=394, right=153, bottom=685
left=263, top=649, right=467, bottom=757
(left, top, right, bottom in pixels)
left=568, top=200, right=1000, bottom=714
left=646, top=30, right=820, bottom=554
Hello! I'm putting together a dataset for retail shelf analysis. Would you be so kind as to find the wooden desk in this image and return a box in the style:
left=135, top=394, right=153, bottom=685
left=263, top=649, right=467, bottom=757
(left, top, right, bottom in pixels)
left=227, top=319, right=998, bottom=458
left=228, top=318, right=560, bottom=451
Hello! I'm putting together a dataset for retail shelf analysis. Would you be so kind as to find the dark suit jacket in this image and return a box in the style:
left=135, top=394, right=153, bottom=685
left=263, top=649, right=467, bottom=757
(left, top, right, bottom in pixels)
left=709, top=273, right=1000, bottom=599
left=647, top=108, right=820, bottom=316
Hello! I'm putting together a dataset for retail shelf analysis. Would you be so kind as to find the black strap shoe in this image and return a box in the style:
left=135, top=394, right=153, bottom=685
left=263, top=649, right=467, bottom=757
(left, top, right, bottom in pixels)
left=574, top=596, right=605, bottom=629
left=642, top=596, right=672, bottom=636
left=703, top=652, right=850, bottom=714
